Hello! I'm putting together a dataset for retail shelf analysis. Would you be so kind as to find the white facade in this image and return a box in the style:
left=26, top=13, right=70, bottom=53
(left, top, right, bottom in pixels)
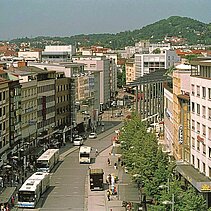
left=190, top=75, right=211, bottom=177
left=18, top=51, right=41, bottom=62
left=72, top=56, right=110, bottom=107
left=164, top=88, right=174, bottom=153
left=135, top=50, right=180, bottom=78
left=44, top=45, right=76, bottom=55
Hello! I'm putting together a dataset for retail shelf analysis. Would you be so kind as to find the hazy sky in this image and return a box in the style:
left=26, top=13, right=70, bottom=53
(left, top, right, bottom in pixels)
left=1, top=0, right=211, bottom=40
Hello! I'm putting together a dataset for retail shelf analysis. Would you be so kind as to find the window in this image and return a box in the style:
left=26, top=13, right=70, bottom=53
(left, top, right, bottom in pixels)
left=197, top=86, right=200, bottom=96
left=203, top=125, right=206, bottom=136
left=197, top=104, right=200, bottom=115
left=203, top=143, right=206, bottom=155
left=192, top=155, right=195, bottom=165
left=209, top=108, right=211, bottom=119
left=209, top=147, right=211, bottom=158
left=197, top=122, right=200, bottom=133
left=197, top=158, right=200, bottom=169
left=202, top=106, right=206, bottom=118
left=209, top=88, right=211, bottom=99
left=203, top=162, right=206, bottom=173
left=202, top=87, right=206, bottom=98
left=192, top=120, right=195, bottom=130
left=197, top=140, right=200, bottom=151
left=192, top=137, right=195, bottom=148
left=192, top=102, right=195, bottom=113
left=209, top=128, right=211, bottom=140
left=209, top=167, right=211, bottom=177
left=191, top=84, right=195, bottom=95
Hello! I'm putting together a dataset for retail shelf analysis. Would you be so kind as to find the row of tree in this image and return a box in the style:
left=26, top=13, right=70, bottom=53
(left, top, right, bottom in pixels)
left=119, top=114, right=209, bottom=210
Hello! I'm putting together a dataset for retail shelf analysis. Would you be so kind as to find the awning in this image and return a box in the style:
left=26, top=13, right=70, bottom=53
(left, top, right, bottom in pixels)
left=0, top=187, right=16, bottom=204
left=176, top=163, right=211, bottom=192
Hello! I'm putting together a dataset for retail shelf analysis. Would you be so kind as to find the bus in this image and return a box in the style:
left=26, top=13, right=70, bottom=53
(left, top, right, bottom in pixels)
left=17, top=172, right=50, bottom=208
left=36, top=149, right=59, bottom=172
left=79, top=146, right=91, bottom=164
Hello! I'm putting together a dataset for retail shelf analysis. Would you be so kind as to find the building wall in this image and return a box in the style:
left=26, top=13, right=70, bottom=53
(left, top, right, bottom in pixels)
left=0, top=80, right=10, bottom=166
left=164, top=88, right=174, bottom=153
left=21, top=80, right=37, bottom=144
left=125, top=60, right=135, bottom=85
left=55, top=77, right=71, bottom=127
left=173, top=69, right=191, bottom=161
left=37, top=76, right=56, bottom=134
left=190, top=76, right=211, bottom=177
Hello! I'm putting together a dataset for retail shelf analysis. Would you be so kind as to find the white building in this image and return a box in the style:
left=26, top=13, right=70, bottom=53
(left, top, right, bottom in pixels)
left=18, top=51, right=41, bottom=62
left=72, top=56, right=110, bottom=110
left=135, top=49, right=180, bottom=78
left=190, top=60, right=211, bottom=177
left=42, top=45, right=76, bottom=63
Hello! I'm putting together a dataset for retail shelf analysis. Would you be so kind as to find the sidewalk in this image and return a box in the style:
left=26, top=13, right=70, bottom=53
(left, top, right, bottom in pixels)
left=87, top=143, right=140, bottom=211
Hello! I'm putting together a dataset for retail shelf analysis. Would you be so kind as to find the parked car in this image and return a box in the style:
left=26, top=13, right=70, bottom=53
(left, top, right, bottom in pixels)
left=73, top=136, right=83, bottom=146
left=89, top=133, right=97, bottom=139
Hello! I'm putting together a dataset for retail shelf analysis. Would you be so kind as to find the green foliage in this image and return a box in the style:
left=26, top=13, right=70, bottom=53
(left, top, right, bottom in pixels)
left=119, top=114, right=209, bottom=211
left=117, top=65, right=126, bottom=88
left=9, top=16, right=211, bottom=49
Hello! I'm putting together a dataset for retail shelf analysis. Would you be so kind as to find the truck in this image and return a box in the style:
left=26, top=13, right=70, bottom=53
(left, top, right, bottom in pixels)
left=89, top=168, right=104, bottom=191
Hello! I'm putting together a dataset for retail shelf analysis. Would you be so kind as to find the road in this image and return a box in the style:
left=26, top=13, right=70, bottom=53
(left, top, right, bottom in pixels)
left=24, top=122, right=123, bottom=211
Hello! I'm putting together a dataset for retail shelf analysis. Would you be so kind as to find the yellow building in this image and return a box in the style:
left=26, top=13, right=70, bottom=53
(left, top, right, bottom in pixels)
left=173, top=65, right=191, bottom=161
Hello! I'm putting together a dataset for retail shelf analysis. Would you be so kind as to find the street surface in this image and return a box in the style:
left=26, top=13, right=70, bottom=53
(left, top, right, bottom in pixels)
left=13, top=121, right=123, bottom=211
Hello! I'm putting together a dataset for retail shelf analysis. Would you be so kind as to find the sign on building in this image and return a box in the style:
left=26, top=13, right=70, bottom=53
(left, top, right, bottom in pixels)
left=178, top=125, right=183, bottom=144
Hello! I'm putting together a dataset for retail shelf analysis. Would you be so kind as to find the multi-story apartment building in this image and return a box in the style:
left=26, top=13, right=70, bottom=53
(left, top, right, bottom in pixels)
left=157, top=61, right=211, bottom=208
left=172, top=64, right=191, bottom=161
left=55, top=72, right=72, bottom=127
left=190, top=60, right=211, bottom=177
left=0, top=77, right=10, bottom=167
left=125, top=59, right=135, bottom=85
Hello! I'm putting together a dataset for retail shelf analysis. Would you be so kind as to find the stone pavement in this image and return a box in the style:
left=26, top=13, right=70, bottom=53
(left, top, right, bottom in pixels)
left=87, top=143, right=140, bottom=211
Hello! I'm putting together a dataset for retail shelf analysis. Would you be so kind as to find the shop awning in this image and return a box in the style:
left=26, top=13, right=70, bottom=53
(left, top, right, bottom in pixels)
left=176, top=163, right=211, bottom=192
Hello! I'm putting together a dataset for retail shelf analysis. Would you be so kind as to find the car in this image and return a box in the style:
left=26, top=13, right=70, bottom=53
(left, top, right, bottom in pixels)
left=115, top=112, right=123, bottom=117
left=89, top=133, right=97, bottom=139
left=73, top=137, right=83, bottom=146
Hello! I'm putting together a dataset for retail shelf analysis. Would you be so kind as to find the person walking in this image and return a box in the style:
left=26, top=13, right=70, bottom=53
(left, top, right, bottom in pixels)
left=95, top=149, right=98, bottom=156
left=107, top=189, right=111, bottom=201
left=107, top=158, right=111, bottom=166
left=114, top=162, right=117, bottom=170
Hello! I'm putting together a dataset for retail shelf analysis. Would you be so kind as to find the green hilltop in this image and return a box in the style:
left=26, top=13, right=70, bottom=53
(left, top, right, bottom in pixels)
left=10, top=16, right=211, bottom=49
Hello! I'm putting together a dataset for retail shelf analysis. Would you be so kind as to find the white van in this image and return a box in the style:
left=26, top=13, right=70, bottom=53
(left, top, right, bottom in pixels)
left=73, top=136, right=83, bottom=146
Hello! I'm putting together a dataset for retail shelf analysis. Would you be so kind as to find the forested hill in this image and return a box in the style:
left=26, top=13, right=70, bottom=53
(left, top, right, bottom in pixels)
left=10, top=16, right=211, bottom=49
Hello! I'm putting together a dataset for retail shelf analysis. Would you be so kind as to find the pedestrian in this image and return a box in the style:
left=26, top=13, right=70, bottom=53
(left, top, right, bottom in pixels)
left=107, top=158, right=111, bottom=165
left=114, top=162, right=117, bottom=170
left=95, top=149, right=98, bottom=156
left=11, top=196, right=15, bottom=207
left=107, top=189, right=111, bottom=201
left=118, top=157, right=121, bottom=165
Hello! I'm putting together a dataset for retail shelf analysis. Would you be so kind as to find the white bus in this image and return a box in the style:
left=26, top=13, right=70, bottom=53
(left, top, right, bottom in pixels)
left=79, top=146, right=91, bottom=164
left=17, top=172, right=50, bottom=208
left=36, top=149, right=59, bottom=172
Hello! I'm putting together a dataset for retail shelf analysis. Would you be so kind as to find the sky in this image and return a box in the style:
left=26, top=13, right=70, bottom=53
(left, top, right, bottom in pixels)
left=0, top=0, right=211, bottom=40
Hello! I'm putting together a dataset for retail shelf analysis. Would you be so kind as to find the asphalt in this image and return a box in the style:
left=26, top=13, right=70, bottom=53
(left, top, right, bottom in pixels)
left=2, top=115, right=140, bottom=211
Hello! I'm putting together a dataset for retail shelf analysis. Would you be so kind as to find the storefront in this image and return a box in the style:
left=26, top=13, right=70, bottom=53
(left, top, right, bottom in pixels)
left=176, top=162, right=211, bottom=208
